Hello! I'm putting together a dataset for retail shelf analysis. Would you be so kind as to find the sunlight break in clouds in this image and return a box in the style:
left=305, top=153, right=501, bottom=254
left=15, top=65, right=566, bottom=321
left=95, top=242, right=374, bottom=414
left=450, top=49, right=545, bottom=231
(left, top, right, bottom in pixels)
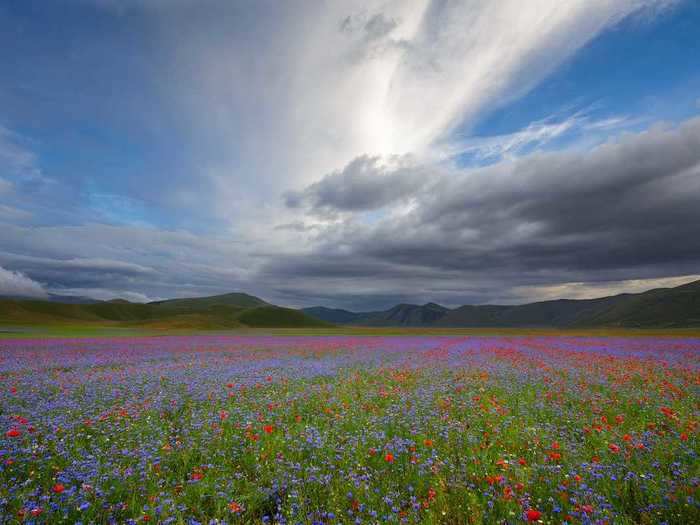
left=154, top=0, right=676, bottom=224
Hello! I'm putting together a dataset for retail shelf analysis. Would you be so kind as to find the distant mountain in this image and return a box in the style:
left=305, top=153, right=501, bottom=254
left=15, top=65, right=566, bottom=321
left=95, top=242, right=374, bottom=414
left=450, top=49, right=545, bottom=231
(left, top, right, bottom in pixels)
left=362, top=303, right=450, bottom=326
left=302, top=302, right=450, bottom=326
left=0, top=292, right=329, bottom=329
left=303, top=280, right=700, bottom=328
left=301, top=307, right=375, bottom=325
left=4, top=280, right=698, bottom=330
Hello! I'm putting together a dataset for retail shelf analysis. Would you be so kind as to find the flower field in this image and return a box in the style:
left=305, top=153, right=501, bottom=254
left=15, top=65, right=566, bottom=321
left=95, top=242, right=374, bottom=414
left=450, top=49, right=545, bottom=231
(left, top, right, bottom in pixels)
left=1, top=335, right=698, bottom=524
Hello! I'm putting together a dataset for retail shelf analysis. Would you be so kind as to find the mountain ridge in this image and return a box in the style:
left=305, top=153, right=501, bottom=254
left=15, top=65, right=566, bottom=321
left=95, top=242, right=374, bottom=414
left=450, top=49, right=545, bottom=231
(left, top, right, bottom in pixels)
left=302, top=280, right=700, bottom=328
left=2, top=279, right=698, bottom=329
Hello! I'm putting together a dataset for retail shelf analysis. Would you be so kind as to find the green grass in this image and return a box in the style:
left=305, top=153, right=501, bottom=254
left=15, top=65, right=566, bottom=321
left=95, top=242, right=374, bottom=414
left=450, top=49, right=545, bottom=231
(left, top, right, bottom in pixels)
left=2, top=324, right=700, bottom=339
left=0, top=295, right=329, bottom=333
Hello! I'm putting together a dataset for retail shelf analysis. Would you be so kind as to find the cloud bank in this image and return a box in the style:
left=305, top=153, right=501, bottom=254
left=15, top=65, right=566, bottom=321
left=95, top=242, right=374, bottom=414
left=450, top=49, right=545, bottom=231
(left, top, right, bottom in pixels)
left=270, top=116, right=700, bottom=308
left=0, top=265, right=48, bottom=299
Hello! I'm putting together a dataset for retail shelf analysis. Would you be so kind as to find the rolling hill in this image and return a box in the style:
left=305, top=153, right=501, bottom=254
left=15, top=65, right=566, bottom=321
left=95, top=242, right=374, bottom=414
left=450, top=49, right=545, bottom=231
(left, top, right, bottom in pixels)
left=0, top=292, right=330, bottom=329
left=303, top=280, right=700, bottom=328
left=3, top=280, right=698, bottom=330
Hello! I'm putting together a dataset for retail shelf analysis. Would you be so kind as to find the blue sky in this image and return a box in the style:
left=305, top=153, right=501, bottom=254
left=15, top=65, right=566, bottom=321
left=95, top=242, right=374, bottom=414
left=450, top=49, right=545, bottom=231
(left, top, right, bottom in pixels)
left=1, top=0, right=699, bottom=308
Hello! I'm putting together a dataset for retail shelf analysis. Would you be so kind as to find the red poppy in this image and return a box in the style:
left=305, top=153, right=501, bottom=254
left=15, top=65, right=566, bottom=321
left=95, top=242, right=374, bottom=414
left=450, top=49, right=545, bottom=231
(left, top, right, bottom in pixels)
left=518, top=457, right=527, bottom=466
left=5, top=428, right=21, bottom=438
left=52, top=483, right=65, bottom=494
left=423, top=438, right=433, bottom=447
left=680, top=432, right=688, bottom=441
left=608, top=443, right=620, bottom=453
left=384, top=452, right=394, bottom=463
left=228, top=501, right=242, bottom=513
left=526, top=509, right=542, bottom=521
left=263, top=424, right=274, bottom=434
left=191, top=471, right=204, bottom=481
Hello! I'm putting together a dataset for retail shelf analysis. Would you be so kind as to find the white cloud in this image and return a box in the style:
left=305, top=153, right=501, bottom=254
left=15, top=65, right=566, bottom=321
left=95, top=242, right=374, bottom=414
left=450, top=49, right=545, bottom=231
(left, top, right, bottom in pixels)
left=446, top=113, right=639, bottom=163
left=0, top=265, right=48, bottom=299
left=145, top=0, right=673, bottom=230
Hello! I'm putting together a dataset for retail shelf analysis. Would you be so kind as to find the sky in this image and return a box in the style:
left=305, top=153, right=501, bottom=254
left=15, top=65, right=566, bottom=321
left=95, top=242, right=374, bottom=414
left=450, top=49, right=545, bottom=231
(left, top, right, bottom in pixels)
left=1, top=0, right=699, bottom=310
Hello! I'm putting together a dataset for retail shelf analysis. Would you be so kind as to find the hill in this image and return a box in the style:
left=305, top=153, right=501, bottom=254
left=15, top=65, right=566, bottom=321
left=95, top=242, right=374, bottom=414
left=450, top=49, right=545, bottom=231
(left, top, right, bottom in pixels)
left=359, top=303, right=450, bottom=326
left=149, top=292, right=268, bottom=311
left=301, top=306, right=371, bottom=325
left=301, top=303, right=450, bottom=326
left=303, top=280, right=700, bottom=328
left=0, top=292, right=329, bottom=329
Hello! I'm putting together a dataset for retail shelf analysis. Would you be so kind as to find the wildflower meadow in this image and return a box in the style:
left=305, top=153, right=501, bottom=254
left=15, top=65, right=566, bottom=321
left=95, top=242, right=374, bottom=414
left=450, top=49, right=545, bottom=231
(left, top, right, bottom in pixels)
left=0, top=335, right=698, bottom=524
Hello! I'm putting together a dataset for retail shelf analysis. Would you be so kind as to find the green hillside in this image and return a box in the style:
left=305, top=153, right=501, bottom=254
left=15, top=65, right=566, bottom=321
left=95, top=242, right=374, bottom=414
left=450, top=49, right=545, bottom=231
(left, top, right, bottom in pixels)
left=0, top=292, right=328, bottom=329
left=149, top=292, right=268, bottom=312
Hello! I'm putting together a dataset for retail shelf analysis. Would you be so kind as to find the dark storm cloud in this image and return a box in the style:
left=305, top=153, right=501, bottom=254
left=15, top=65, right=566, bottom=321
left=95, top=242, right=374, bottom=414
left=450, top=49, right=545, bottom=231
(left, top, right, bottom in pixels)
left=364, top=118, right=700, bottom=271
left=266, top=116, right=700, bottom=307
left=285, top=155, right=428, bottom=214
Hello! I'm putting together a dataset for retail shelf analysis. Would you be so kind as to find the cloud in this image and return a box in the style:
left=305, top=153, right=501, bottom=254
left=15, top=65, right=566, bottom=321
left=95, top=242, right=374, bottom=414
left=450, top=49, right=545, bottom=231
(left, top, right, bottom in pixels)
left=13, top=254, right=152, bottom=274
left=286, top=112, right=640, bottom=217
left=285, top=155, right=429, bottom=214
left=2, top=115, right=698, bottom=309
left=449, top=112, right=637, bottom=163
left=0, top=265, right=47, bottom=299
left=0, top=223, right=256, bottom=302
left=136, top=0, right=672, bottom=226
left=50, top=287, right=155, bottom=303
left=265, top=115, right=700, bottom=307
left=513, top=274, right=700, bottom=302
